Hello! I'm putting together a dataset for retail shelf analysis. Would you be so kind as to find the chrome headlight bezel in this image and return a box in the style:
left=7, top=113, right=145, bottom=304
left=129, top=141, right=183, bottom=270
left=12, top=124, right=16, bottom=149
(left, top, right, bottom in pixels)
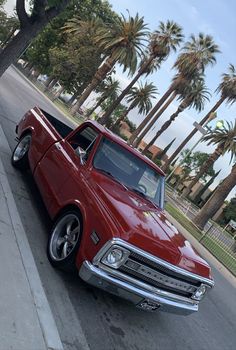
left=101, top=245, right=130, bottom=269
left=192, top=284, right=208, bottom=301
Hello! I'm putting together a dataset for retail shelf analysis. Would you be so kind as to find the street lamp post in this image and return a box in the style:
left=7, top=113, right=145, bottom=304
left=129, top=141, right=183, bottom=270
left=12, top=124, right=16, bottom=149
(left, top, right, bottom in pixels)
left=166, top=115, right=223, bottom=181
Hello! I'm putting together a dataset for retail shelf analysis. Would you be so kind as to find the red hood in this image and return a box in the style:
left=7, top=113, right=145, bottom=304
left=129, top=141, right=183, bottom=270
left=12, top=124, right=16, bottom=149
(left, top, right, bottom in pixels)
left=90, top=171, right=211, bottom=279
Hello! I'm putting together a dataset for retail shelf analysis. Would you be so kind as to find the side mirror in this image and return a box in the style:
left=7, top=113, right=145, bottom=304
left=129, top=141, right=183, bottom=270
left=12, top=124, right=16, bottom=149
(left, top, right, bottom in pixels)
left=75, top=147, right=86, bottom=165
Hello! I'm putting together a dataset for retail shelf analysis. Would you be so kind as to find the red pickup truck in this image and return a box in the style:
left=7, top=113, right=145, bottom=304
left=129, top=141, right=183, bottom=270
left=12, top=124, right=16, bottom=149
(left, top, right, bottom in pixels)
left=12, top=107, right=214, bottom=314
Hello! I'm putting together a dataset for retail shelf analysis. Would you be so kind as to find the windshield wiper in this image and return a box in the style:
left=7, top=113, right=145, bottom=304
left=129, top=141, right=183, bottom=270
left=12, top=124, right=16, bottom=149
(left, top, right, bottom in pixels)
left=96, top=168, right=127, bottom=190
left=129, top=187, right=147, bottom=198
left=128, top=187, right=158, bottom=207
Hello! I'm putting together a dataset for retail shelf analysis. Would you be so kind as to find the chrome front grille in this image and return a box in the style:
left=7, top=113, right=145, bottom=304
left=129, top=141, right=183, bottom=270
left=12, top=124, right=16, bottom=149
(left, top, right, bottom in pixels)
left=118, top=253, right=200, bottom=298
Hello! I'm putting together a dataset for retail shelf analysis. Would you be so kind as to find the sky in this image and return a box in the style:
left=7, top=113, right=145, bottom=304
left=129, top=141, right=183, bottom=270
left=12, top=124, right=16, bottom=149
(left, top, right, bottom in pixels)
left=3, top=0, right=236, bottom=198
left=107, top=0, right=236, bottom=200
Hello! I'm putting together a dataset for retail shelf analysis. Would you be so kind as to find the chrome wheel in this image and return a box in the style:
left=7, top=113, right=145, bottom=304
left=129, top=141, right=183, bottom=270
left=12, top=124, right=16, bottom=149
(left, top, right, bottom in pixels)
left=13, top=135, right=31, bottom=162
left=49, top=213, right=81, bottom=261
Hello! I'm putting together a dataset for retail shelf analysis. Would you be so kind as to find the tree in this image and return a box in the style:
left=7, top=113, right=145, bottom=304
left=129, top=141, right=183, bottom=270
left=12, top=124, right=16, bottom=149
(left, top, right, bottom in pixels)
left=0, top=4, right=19, bottom=47
left=99, top=20, right=183, bottom=125
left=193, top=163, right=236, bottom=230
left=49, top=32, right=103, bottom=95
left=193, top=169, right=221, bottom=206
left=86, top=77, right=121, bottom=117
left=64, top=13, right=149, bottom=114
left=155, top=138, right=176, bottom=161
left=24, top=0, right=117, bottom=79
left=111, top=81, right=158, bottom=130
left=142, top=78, right=210, bottom=154
left=162, top=63, right=236, bottom=172
left=175, top=149, right=215, bottom=185
left=219, top=197, right=236, bottom=226
left=100, top=98, right=126, bottom=128
left=183, top=121, right=236, bottom=196
left=0, top=0, right=72, bottom=78
left=130, top=33, right=219, bottom=147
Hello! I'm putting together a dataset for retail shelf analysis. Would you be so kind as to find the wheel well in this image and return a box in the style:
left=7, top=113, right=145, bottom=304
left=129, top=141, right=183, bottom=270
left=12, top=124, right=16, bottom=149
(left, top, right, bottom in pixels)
left=20, top=129, right=32, bottom=139
left=54, top=204, right=84, bottom=230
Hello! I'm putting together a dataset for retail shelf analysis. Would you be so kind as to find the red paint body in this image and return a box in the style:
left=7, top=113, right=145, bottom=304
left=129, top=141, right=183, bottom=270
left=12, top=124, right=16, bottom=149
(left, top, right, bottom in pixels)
left=17, top=107, right=212, bottom=280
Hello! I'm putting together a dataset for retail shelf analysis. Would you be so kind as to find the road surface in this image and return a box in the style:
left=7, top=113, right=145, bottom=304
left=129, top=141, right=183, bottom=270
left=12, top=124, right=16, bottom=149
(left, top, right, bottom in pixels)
left=0, top=66, right=235, bottom=350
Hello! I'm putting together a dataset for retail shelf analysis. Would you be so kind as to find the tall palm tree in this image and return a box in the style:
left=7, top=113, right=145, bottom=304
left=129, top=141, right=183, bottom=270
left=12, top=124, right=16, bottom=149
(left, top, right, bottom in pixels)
left=86, top=77, right=121, bottom=118
left=110, top=82, right=158, bottom=129
left=183, top=120, right=236, bottom=197
left=99, top=20, right=183, bottom=125
left=129, top=33, right=220, bottom=146
left=142, top=78, right=210, bottom=154
left=193, top=163, right=236, bottom=229
left=64, top=14, right=148, bottom=115
left=162, top=63, right=236, bottom=172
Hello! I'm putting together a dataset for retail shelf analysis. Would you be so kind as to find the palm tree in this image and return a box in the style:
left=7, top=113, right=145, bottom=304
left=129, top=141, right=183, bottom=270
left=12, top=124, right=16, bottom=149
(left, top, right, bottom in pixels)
left=142, top=78, right=210, bottom=154
left=193, top=163, right=236, bottom=229
left=129, top=33, right=220, bottom=146
left=86, top=77, right=121, bottom=118
left=110, top=82, right=158, bottom=130
left=162, top=64, right=236, bottom=172
left=64, top=14, right=148, bottom=115
left=183, top=120, right=236, bottom=197
left=99, top=20, right=183, bottom=125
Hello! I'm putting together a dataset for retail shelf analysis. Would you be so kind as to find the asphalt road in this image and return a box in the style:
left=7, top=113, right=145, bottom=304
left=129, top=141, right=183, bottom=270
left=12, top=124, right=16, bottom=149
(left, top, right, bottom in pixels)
left=0, top=66, right=236, bottom=350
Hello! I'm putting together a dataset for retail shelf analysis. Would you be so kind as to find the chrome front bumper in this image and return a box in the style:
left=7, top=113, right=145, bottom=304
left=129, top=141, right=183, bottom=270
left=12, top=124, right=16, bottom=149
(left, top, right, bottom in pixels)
left=79, top=260, right=199, bottom=315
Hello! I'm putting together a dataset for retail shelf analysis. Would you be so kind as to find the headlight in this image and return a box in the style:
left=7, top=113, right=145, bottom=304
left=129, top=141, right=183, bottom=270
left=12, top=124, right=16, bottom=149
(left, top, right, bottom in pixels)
left=192, top=284, right=207, bottom=301
left=101, top=246, right=130, bottom=268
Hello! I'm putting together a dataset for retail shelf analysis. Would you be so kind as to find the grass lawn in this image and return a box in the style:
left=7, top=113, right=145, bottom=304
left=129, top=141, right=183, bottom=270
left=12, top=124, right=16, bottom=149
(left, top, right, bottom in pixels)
left=165, top=202, right=202, bottom=240
left=165, top=202, right=236, bottom=276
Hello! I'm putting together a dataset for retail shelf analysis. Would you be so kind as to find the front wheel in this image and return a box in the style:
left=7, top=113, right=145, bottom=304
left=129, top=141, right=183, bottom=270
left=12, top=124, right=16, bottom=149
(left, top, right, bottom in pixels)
left=47, top=210, right=82, bottom=271
left=11, top=134, right=31, bottom=170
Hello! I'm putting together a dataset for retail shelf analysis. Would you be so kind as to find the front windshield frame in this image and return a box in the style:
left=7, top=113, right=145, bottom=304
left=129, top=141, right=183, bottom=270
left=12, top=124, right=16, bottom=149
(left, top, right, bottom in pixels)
left=93, top=137, right=165, bottom=209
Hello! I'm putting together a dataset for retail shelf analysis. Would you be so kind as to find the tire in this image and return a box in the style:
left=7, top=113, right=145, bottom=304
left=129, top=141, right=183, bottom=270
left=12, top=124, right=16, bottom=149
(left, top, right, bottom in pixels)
left=47, top=209, right=82, bottom=271
left=11, top=134, right=31, bottom=170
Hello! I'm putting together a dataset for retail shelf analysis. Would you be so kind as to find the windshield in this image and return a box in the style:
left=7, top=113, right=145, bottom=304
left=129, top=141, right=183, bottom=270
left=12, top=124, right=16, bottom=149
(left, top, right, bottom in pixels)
left=93, top=138, right=165, bottom=208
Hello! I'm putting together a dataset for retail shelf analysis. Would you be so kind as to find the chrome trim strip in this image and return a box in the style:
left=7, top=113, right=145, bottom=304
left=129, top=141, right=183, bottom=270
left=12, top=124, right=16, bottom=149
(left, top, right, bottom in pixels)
left=80, top=261, right=199, bottom=314
left=93, top=238, right=214, bottom=287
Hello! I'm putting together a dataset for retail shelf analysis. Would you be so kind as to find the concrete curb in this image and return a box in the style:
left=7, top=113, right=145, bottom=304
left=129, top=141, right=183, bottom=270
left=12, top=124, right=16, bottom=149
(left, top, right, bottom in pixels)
left=0, top=125, right=64, bottom=350
left=165, top=212, right=236, bottom=289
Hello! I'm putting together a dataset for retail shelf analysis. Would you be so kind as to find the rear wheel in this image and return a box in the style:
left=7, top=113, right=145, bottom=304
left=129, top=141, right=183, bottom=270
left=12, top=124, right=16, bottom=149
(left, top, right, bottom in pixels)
left=11, top=134, right=31, bottom=170
left=47, top=210, right=82, bottom=271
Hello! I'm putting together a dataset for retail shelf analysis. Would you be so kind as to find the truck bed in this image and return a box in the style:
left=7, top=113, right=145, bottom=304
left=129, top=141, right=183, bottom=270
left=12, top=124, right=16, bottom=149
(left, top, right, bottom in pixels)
left=40, top=109, right=74, bottom=138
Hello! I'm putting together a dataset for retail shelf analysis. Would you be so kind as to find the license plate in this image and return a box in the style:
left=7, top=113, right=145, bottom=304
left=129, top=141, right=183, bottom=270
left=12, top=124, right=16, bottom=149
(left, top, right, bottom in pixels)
left=137, top=299, right=161, bottom=312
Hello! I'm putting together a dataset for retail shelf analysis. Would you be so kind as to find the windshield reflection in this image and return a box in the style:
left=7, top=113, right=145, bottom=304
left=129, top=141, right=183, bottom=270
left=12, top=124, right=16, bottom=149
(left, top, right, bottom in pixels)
left=93, top=138, right=165, bottom=208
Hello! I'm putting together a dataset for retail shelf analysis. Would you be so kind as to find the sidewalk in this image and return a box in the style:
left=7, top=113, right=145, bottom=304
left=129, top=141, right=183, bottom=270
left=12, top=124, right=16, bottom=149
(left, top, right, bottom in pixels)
left=0, top=125, right=63, bottom=350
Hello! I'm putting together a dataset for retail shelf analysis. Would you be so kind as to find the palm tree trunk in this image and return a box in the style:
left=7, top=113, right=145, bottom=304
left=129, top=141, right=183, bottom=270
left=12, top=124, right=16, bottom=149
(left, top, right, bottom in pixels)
left=128, top=84, right=177, bottom=146
left=142, top=101, right=187, bottom=154
left=110, top=102, right=136, bottom=130
left=87, top=95, right=107, bottom=117
left=161, top=97, right=225, bottom=172
left=193, top=164, right=236, bottom=229
left=134, top=92, right=177, bottom=148
left=70, top=55, right=116, bottom=115
left=100, top=56, right=154, bottom=125
left=182, top=145, right=223, bottom=197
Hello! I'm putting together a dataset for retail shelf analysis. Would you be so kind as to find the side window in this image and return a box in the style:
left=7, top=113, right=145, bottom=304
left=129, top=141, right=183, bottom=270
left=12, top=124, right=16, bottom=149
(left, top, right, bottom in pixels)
left=68, top=127, right=98, bottom=161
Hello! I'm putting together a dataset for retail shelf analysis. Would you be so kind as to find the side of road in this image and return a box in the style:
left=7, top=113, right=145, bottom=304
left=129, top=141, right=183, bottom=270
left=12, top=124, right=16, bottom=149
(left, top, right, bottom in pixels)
left=11, top=65, right=78, bottom=128
left=165, top=212, right=236, bottom=288
left=0, top=125, right=63, bottom=350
